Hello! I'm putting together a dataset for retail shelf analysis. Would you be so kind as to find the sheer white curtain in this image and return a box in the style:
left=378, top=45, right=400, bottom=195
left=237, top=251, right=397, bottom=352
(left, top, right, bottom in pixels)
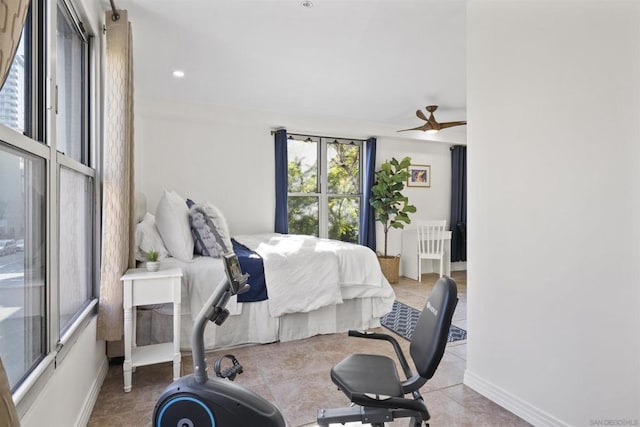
left=97, top=10, right=135, bottom=341
left=59, top=167, right=93, bottom=330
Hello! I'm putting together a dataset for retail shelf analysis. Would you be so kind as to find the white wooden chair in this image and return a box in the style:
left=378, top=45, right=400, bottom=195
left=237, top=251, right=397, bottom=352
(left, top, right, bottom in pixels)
left=417, top=220, right=447, bottom=281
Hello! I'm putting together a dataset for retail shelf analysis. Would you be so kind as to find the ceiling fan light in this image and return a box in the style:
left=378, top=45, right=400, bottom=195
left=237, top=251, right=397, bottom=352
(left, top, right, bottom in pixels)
left=425, top=129, right=439, bottom=134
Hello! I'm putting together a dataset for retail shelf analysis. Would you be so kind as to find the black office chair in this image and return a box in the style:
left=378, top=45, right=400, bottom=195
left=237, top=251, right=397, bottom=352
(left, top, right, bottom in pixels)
left=317, top=276, right=458, bottom=427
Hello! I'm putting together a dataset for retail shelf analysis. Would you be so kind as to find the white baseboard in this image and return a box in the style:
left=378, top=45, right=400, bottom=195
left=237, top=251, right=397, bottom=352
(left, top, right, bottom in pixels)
left=75, top=356, right=109, bottom=427
left=463, top=369, right=569, bottom=427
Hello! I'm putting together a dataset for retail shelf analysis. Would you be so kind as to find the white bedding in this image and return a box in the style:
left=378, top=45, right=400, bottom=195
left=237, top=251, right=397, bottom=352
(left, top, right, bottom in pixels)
left=159, top=255, right=242, bottom=318
left=152, top=234, right=395, bottom=350
left=234, top=233, right=394, bottom=317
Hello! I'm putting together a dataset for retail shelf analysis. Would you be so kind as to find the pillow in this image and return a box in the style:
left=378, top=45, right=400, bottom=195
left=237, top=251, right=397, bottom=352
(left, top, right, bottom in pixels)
left=188, top=202, right=233, bottom=257
left=135, top=213, right=169, bottom=262
left=155, top=190, right=194, bottom=262
left=202, top=202, right=234, bottom=253
left=189, top=206, right=223, bottom=257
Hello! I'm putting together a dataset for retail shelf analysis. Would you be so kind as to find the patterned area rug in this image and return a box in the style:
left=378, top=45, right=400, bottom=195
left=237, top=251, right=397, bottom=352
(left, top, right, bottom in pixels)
left=381, top=300, right=467, bottom=342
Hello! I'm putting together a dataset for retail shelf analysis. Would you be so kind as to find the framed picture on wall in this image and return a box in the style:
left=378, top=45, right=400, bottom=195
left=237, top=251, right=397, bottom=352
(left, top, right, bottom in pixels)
left=407, top=164, right=431, bottom=188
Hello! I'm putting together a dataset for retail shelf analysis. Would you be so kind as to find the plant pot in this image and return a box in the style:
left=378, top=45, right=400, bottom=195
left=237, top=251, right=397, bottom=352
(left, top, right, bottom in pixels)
left=146, top=261, right=160, bottom=272
left=378, top=255, right=400, bottom=284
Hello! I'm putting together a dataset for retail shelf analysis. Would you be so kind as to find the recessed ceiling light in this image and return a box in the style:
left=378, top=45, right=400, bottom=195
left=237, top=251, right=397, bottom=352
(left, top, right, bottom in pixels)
left=172, top=70, right=185, bottom=78
left=302, top=1, right=313, bottom=8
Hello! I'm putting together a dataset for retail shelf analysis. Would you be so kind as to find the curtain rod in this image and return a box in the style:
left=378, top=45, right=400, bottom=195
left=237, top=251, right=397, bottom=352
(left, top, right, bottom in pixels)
left=109, top=0, right=120, bottom=21
left=270, top=130, right=368, bottom=143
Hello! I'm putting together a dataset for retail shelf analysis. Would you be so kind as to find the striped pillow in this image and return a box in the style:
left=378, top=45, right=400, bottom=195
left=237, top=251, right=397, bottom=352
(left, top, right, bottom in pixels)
left=188, top=203, right=233, bottom=257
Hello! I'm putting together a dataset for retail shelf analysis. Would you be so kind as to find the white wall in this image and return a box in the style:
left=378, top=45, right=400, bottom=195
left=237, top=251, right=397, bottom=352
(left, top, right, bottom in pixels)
left=135, top=101, right=456, bottom=256
left=135, top=103, right=276, bottom=235
left=20, top=316, right=107, bottom=427
left=466, top=1, right=640, bottom=426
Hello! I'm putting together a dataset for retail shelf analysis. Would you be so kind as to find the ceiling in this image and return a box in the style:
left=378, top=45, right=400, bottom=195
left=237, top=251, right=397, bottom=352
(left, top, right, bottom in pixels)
left=102, top=0, right=468, bottom=139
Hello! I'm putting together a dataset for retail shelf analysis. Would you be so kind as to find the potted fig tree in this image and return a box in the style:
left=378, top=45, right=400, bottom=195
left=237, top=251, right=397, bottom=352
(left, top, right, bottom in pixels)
left=369, top=156, right=416, bottom=283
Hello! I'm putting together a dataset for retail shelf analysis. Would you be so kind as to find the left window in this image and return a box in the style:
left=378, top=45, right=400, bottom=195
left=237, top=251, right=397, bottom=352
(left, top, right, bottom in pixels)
left=0, top=4, right=44, bottom=392
left=0, top=0, right=96, bottom=396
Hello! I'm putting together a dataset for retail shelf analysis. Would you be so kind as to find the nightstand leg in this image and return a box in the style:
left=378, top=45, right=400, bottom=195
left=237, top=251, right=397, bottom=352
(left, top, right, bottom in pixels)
left=132, top=306, right=137, bottom=347
left=123, top=306, right=133, bottom=392
left=173, top=302, right=181, bottom=381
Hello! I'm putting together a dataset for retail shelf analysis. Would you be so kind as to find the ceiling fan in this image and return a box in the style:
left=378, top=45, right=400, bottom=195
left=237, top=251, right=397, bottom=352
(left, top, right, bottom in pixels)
left=398, top=105, right=467, bottom=134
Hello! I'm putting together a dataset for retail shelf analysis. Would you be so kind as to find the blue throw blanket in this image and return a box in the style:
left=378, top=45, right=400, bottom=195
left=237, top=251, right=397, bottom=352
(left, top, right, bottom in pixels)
left=232, top=239, right=268, bottom=302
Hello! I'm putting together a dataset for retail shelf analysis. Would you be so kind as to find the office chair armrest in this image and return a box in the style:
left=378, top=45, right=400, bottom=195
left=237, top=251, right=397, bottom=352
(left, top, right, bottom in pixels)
left=348, top=330, right=413, bottom=379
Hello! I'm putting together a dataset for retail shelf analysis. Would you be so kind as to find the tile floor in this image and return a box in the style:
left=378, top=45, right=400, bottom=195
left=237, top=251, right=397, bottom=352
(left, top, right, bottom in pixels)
left=88, top=271, right=530, bottom=426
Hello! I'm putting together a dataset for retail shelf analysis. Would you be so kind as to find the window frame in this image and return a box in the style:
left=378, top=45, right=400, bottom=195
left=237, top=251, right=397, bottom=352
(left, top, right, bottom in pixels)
left=0, top=137, right=48, bottom=390
left=55, top=0, right=89, bottom=165
left=57, top=158, right=95, bottom=335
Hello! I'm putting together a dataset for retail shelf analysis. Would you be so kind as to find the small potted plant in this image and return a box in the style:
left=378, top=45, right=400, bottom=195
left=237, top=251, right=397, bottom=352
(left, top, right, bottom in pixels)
left=369, top=156, right=417, bottom=283
left=145, top=250, right=160, bottom=272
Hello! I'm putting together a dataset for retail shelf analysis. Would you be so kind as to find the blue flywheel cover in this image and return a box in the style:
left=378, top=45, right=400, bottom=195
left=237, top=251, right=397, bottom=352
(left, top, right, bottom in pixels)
left=156, top=396, right=215, bottom=427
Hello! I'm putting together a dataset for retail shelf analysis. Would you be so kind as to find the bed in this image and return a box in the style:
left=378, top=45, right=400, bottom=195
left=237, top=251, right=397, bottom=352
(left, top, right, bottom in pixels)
left=134, top=191, right=395, bottom=351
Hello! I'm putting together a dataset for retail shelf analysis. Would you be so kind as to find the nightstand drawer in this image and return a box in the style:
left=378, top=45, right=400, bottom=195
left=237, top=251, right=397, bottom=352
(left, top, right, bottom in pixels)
left=131, top=277, right=175, bottom=305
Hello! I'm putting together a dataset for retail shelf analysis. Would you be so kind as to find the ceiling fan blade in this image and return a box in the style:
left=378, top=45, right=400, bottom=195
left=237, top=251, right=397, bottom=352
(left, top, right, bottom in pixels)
left=416, top=109, right=429, bottom=122
left=397, top=123, right=433, bottom=132
left=401, top=105, right=465, bottom=133
left=439, top=121, right=467, bottom=129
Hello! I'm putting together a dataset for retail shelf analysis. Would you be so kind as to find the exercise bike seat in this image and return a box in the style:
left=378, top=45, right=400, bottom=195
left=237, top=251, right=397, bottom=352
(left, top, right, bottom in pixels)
left=318, top=276, right=458, bottom=426
left=331, top=354, right=403, bottom=403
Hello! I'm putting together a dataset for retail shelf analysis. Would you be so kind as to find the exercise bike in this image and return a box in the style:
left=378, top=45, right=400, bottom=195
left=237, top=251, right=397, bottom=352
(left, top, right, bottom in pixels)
left=154, top=251, right=457, bottom=427
left=153, top=253, right=286, bottom=427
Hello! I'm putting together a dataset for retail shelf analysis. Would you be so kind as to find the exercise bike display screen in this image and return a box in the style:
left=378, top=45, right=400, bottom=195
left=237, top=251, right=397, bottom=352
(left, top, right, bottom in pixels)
left=223, top=253, right=249, bottom=295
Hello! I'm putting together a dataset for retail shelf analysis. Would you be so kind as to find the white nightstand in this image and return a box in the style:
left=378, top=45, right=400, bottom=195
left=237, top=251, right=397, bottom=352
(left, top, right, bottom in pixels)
left=121, top=267, right=183, bottom=392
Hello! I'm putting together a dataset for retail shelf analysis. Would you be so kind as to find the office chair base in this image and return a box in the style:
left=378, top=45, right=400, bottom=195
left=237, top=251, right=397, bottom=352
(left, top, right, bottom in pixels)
left=317, top=405, right=427, bottom=426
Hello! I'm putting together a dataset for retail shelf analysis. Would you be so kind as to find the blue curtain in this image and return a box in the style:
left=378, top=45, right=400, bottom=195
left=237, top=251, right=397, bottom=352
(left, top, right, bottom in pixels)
left=274, top=129, right=288, bottom=233
left=450, top=145, right=466, bottom=262
left=359, top=137, right=377, bottom=251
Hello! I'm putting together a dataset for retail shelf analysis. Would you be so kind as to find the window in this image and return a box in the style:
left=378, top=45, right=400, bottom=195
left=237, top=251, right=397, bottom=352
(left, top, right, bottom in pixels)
left=287, top=135, right=363, bottom=242
left=0, top=143, right=46, bottom=390
left=56, top=1, right=88, bottom=164
left=56, top=0, right=93, bottom=335
left=0, top=0, right=96, bottom=398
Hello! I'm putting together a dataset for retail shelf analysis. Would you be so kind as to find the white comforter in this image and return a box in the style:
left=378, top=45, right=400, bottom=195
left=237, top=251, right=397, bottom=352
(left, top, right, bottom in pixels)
left=159, top=255, right=244, bottom=317
left=234, top=233, right=394, bottom=317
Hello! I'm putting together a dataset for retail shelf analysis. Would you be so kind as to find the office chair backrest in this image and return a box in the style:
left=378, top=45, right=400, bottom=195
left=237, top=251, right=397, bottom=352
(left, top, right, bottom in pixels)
left=409, top=276, right=458, bottom=380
